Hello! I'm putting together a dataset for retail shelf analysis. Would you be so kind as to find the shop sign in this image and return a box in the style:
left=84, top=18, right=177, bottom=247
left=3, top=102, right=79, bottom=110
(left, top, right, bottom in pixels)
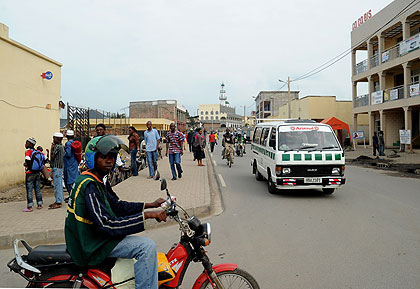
left=399, top=34, right=420, bottom=56
left=409, top=83, right=420, bottom=97
left=41, top=71, right=53, bottom=80
left=371, top=91, right=383, bottom=105
left=352, top=9, right=372, bottom=31
left=389, top=89, right=399, bottom=101
left=399, top=130, right=411, bottom=145
left=382, top=51, right=389, bottom=63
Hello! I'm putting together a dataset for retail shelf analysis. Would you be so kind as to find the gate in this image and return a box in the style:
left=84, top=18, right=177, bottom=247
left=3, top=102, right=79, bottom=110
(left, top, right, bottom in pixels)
left=67, top=103, right=90, bottom=150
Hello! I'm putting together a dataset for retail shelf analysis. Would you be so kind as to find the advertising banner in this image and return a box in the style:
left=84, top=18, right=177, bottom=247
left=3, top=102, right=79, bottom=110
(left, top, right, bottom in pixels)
left=389, top=89, right=399, bottom=101
left=371, top=91, right=383, bottom=105
left=400, top=34, right=420, bottom=56
left=409, top=83, right=420, bottom=97
left=382, top=51, right=389, bottom=63
left=399, top=130, right=411, bottom=145
left=352, top=131, right=364, bottom=139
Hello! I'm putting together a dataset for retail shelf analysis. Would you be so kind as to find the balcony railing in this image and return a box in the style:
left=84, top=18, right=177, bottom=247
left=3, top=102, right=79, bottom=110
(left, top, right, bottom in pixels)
left=355, top=59, right=368, bottom=75
left=383, top=85, right=404, bottom=102
left=381, top=44, right=400, bottom=64
left=369, top=54, right=379, bottom=69
left=354, top=94, right=369, bottom=107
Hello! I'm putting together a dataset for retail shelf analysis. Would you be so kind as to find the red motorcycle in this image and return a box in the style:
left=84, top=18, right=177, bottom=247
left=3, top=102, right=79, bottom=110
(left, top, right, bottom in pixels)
left=8, top=179, right=260, bottom=289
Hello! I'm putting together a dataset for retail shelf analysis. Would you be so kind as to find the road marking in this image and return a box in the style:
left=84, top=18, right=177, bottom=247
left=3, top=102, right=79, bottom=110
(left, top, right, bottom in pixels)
left=218, top=174, right=226, bottom=187
left=213, top=160, right=217, bottom=166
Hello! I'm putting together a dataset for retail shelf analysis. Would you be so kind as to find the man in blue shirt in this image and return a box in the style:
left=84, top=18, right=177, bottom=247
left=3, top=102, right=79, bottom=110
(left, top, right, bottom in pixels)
left=144, top=121, right=161, bottom=179
left=64, top=130, right=80, bottom=194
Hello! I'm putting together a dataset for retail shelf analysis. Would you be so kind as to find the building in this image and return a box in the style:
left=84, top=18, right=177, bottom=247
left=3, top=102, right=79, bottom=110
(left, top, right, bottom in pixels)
left=255, top=91, right=299, bottom=120
left=198, top=103, right=242, bottom=131
left=129, top=100, right=188, bottom=131
left=352, top=0, right=420, bottom=148
left=270, top=95, right=368, bottom=141
left=0, top=23, right=62, bottom=190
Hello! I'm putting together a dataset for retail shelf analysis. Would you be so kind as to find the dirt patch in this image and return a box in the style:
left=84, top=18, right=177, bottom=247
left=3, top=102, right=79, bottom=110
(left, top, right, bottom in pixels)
left=0, top=184, right=56, bottom=203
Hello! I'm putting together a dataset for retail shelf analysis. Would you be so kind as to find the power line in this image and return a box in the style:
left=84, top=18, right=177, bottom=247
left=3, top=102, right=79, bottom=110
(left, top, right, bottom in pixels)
left=292, top=0, right=419, bottom=82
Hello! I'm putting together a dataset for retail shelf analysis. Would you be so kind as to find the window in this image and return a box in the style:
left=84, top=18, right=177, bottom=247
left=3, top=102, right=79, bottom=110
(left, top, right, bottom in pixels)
left=205, top=111, right=209, bottom=115
left=201, top=116, right=204, bottom=120
left=216, top=116, right=219, bottom=120
left=261, top=128, right=270, bottom=146
left=211, top=116, right=214, bottom=120
left=210, top=111, right=214, bottom=115
left=200, top=111, right=203, bottom=115
left=215, top=111, right=219, bottom=115
left=205, top=116, right=209, bottom=120
left=268, top=127, right=276, bottom=148
left=411, top=69, right=420, bottom=84
left=253, top=127, right=263, bottom=143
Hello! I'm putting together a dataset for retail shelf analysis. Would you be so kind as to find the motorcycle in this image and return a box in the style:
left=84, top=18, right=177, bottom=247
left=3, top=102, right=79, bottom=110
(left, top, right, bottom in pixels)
left=7, top=177, right=260, bottom=289
left=235, top=143, right=244, bottom=157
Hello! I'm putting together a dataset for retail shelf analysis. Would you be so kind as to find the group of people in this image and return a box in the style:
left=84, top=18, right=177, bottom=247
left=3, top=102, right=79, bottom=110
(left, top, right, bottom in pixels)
left=372, top=130, right=385, bottom=157
left=23, top=130, right=80, bottom=212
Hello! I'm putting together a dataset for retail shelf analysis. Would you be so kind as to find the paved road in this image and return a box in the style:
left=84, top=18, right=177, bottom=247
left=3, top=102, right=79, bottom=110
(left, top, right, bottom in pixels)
left=2, top=143, right=420, bottom=288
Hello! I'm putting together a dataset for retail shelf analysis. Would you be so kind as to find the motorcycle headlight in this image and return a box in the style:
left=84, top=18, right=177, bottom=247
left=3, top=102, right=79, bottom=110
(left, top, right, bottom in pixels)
left=332, top=167, right=340, bottom=175
left=282, top=167, right=291, bottom=175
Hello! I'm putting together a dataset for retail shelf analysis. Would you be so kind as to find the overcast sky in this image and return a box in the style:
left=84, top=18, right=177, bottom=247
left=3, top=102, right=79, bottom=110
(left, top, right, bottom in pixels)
left=1, top=0, right=394, bottom=116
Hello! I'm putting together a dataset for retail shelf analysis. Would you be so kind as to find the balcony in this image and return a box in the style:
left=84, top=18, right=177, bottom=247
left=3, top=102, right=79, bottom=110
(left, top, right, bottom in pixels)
left=354, top=94, right=369, bottom=108
left=354, top=85, right=405, bottom=108
left=353, top=32, right=420, bottom=76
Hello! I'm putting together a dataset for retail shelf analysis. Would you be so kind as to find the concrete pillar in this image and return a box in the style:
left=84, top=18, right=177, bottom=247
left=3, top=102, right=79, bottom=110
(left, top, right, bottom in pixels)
left=353, top=114, right=358, bottom=133
left=352, top=50, right=356, bottom=74
left=379, top=71, right=386, bottom=91
left=379, top=35, right=385, bottom=57
left=403, top=20, right=411, bottom=40
left=368, top=41, right=373, bottom=69
left=368, top=111, right=375, bottom=146
left=380, top=110, right=386, bottom=146
left=368, top=76, right=374, bottom=105
left=352, top=82, right=357, bottom=107
left=403, top=62, right=412, bottom=99
left=403, top=106, right=413, bottom=151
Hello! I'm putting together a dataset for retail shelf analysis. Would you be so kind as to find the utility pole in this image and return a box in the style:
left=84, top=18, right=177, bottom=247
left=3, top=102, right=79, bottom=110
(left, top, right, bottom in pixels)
left=287, top=76, right=291, bottom=119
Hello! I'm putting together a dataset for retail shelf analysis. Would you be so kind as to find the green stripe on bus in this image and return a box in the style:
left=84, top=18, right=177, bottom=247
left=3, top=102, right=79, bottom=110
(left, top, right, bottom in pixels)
left=282, top=154, right=290, bottom=161
left=326, top=154, right=332, bottom=160
left=294, top=154, right=301, bottom=161
left=335, top=154, right=341, bottom=160
left=305, top=154, right=312, bottom=161
left=315, top=154, right=322, bottom=160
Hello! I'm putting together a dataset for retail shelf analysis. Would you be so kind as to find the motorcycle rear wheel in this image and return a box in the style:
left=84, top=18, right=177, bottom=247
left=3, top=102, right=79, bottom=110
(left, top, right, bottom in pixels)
left=199, top=268, right=260, bottom=289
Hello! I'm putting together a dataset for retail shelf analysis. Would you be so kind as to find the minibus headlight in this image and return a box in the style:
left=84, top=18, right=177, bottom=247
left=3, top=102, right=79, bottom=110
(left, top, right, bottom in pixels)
left=332, top=167, right=341, bottom=175
left=282, top=168, right=291, bottom=175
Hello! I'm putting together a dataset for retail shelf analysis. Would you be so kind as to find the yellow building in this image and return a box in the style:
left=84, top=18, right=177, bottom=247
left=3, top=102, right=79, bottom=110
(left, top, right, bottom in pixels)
left=271, top=95, right=368, bottom=138
left=0, top=23, right=62, bottom=190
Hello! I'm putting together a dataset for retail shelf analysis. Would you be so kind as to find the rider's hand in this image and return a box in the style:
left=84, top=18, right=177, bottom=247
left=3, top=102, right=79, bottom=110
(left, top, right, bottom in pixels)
left=144, top=210, right=167, bottom=222
left=146, top=198, right=166, bottom=208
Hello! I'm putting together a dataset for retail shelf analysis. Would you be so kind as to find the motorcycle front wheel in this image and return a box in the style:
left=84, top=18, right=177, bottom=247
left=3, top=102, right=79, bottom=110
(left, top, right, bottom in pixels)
left=199, top=268, right=260, bottom=289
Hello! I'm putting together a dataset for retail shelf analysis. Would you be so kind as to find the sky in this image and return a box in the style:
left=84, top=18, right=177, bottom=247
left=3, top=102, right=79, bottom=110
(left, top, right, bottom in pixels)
left=1, top=0, right=394, bottom=117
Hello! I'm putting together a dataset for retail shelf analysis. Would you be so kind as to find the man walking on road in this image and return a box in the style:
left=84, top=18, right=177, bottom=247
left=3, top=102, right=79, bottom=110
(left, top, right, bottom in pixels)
left=49, top=132, right=65, bottom=209
left=64, top=130, right=79, bottom=195
left=144, top=121, right=161, bottom=179
left=23, top=137, right=43, bottom=212
left=165, top=123, right=184, bottom=180
left=209, top=131, right=216, bottom=152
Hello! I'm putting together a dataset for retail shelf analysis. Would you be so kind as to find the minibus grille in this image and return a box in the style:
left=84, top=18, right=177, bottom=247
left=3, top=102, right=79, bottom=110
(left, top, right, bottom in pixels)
left=286, top=165, right=335, bottom=177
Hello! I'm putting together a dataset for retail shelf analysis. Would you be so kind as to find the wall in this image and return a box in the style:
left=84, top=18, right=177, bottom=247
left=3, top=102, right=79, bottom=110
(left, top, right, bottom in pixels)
left=0, top=23, right=62, bottom=190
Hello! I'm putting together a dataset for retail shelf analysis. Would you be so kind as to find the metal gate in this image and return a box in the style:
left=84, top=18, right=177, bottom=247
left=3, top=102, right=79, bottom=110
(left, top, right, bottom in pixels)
left=67, top=103, right=90, bottom=150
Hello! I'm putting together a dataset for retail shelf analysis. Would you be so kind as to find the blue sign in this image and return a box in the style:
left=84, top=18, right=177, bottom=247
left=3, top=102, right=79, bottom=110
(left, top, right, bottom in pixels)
left=44, top=71, right=53, bottom=80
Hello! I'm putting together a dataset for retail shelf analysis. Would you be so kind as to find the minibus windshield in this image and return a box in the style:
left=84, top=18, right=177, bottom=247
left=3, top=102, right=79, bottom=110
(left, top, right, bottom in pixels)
left=278, top=126, right=340, bottom=151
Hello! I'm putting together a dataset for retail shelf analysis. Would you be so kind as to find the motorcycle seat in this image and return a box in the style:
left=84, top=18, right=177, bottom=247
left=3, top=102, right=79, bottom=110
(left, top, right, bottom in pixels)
left=27, top=244, right=73, bottom=264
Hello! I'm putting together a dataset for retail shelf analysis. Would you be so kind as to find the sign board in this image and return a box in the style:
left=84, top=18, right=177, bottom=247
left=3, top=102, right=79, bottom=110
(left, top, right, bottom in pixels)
left=352, top=131, right=364, bottom=139
left=410, top=83, right=420, bottom=97
left=399, top=130, right=411, bottom=145
left=352, top=9, right=372, bottom=31
left=389, top=89, right=399, bottom=101
left=371, top=91, right=383, bottom=105
left=41, top=71, right=53, bottom=80
left=400, top=34, right=420, bottom=56
left=382, top=51, right=389, bottom=63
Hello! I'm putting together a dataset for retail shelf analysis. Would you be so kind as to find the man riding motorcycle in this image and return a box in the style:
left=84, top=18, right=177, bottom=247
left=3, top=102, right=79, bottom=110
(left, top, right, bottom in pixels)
left=235, top=133, right=246, bottom=155
left=65, top=135, right=167, bottom=289
left=222, top=128, right=235, bottom=164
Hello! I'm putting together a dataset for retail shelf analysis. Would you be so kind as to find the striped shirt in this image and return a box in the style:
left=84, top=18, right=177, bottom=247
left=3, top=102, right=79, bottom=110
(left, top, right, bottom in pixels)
left=166, top=131, right=185, bottom=154
left=51, top=144, right=65, bottom=168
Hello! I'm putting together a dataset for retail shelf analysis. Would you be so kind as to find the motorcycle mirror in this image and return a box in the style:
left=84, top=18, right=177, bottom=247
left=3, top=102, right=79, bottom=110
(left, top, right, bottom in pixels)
left=160, top=179, right=167, bottom=191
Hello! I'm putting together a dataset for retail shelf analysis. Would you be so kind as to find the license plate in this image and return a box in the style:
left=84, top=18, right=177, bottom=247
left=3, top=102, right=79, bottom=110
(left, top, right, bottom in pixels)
left=304, top=177, right=322, bottom=184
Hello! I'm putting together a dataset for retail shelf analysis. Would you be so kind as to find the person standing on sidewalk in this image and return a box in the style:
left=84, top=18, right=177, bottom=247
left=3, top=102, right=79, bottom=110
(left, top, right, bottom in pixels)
left=372, top=131, right=379, bottom=157
left=165, top=123, right=184, bottom=180
left=144, top=121, right=161, bottom=179
left=49, top=132, right=65, bottom=209
left=187, top=129, right=194, bottom=152
left=193, top=127, right=205, bottom=166
left=128, top=126, right=140, bottom=176
left=64, top=130, right=79, bottom=195
left=23, top=137, right=44, bottom=212
left=378, top=130, right=385, bottom=156
left=209, top=131, right=216, bottom=152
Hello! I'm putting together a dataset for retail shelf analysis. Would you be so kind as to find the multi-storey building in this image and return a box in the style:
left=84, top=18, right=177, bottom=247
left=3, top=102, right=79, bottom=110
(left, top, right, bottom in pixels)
left=129, top=100, right=187, bottom=131
left=352, top=0, right=420, bottom=148
left=198, top=103, right=242, bottom=130
left=255, top=91, right=299, bottom=120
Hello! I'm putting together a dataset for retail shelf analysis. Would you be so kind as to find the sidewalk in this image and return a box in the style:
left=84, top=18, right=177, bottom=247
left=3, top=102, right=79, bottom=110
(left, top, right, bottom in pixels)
left=0, top=151, right=211, bottom=249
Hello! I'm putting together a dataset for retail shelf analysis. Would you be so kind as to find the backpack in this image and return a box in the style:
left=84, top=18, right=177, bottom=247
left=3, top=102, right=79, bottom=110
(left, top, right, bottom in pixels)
left=71, top=140, right=83, bottom=164
left=193, top=132, right=200, bottom=147
left=29, top=150, right=45, bottom=173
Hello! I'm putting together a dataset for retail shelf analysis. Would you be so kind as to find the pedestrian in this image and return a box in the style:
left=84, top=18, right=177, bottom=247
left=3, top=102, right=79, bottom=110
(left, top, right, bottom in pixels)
left=183, top=131, right=187, bottom=150
left=144, top=121, right=161, bottom=179
left=372, top=131, right=379, bottom=157
left=187, top=129, right=194, bottom=152
left=193, top=127, right=205, bottom=166
left=209, top=131, right=216, bottom=152
left=165, top=123, right=184, bottom=180
left=64, top=130, right=80, bottom=195
left=49, top=132, right=65, bottom=209
left=378, top=130, right=385, bottom=156
left=215, top=131, right=218, bottom=145
left=23, top=137, right=44, bottom=212
left=128, top=126, right=140, bottom=176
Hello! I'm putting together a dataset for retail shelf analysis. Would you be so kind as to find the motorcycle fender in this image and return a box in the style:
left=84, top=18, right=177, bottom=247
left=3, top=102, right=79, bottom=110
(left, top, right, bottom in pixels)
left=192, top=263, right=238, bottom=289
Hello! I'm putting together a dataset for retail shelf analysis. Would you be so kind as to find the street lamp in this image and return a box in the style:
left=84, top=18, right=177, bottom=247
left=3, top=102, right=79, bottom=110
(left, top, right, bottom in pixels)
left=279, top=77, right=291, bottom=118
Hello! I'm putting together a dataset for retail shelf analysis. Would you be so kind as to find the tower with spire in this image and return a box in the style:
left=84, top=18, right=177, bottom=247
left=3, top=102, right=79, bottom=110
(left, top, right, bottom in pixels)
left=219, top=82, right=228, bottom=105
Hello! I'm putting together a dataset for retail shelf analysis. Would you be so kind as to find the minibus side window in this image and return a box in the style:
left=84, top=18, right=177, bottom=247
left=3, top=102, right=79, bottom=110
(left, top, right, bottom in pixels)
left=261, top=128, right=270, bottom=146
left=268, top=127, right=276, bottom=149
left=253, top=127, right=262, bottom=144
